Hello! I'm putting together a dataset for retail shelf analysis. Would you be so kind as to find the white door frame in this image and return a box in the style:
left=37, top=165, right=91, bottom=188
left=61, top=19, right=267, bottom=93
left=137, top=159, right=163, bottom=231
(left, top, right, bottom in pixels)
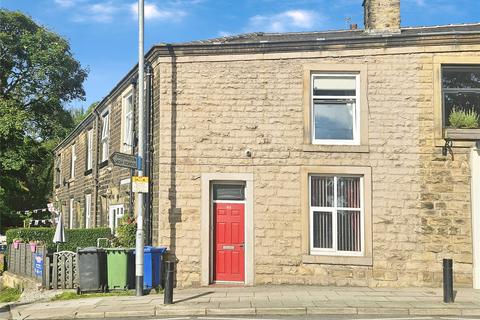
left=201, top=173, right=254, bottom=286
left=471, top=146, right=480, bottom=289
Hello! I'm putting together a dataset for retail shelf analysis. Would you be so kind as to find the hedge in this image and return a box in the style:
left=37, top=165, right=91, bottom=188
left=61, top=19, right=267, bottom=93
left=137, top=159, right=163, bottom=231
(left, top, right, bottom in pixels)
left=5, top=227, right=112, bottom=252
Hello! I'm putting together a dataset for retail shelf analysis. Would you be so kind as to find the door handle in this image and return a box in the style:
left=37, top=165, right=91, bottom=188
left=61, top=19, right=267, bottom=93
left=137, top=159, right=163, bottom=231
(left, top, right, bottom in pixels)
left=239, top=243, right=244, bottom=248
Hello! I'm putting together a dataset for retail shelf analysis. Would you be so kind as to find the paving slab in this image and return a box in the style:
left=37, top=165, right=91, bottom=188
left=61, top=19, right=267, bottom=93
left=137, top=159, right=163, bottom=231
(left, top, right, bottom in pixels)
left=409, top=308, right=463, bottom=316
left=307, top=307, right=357, bottom=315
left=357, top=307, right=410, bottom=315
left=206, top=308, right=256, bottom=315
left=104, top=309, right=155, bottom=318
left=6, top=285, right=480, bottom=319
left=256, top=307, right=306, bottom=315
left=74, top=311, right=105, bottom=319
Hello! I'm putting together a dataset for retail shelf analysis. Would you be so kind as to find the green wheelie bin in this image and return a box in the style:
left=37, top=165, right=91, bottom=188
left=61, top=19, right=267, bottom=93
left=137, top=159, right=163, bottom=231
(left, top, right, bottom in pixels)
left=105, top=248, right=134, bottom=290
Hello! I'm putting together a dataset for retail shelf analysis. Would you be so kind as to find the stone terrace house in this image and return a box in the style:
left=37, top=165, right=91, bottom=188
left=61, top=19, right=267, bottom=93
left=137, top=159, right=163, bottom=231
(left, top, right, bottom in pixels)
left=53, top=0, right=480, bottom=289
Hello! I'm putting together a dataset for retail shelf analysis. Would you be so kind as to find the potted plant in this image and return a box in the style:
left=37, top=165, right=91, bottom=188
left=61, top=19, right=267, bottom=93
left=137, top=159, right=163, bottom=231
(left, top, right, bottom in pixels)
left=29, top=240, right=43, bottom=253
left=13, top=238, right=22, bottom=249
left=444, top=108, right=480, bottom=140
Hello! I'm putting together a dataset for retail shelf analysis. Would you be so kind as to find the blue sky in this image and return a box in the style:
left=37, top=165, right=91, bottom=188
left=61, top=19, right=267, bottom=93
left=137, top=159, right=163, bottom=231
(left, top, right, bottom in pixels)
left=1, top=0, right=480, bottom=110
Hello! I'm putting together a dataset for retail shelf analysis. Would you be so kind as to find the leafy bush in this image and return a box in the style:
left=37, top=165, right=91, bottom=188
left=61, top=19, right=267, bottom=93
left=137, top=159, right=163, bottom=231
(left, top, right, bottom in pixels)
left=5, top=227, right=112, bottom=252
left=449, top=108, right=480, bottom=128
left=113, top=216, right=136, bottom=248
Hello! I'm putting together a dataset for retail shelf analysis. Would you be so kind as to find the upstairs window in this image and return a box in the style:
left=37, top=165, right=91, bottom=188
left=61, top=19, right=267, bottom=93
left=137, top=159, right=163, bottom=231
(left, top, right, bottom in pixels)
left=122, top=93, right=134, bottom=152
left=101, top=111, right=110, bottom=162
left=70, top=144, right=76, bottom=179
left=442, top=65, right=480, bottom=128
left=311, top=74, right=360, bottom=145
left=86, top=129, right=93, bottom=171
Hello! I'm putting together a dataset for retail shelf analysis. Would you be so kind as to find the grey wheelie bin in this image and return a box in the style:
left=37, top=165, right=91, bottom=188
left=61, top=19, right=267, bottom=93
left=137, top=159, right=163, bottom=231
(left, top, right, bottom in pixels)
left=77, top=247, right=107, bottom=294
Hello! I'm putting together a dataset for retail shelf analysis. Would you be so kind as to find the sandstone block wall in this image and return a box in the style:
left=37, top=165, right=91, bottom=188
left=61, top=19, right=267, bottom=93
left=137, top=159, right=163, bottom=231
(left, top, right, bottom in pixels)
left=364, top=0, right=401, bottom=32
left=54, top=85, right=138, bottom=230
left=153, top=49, right=478, bottom=288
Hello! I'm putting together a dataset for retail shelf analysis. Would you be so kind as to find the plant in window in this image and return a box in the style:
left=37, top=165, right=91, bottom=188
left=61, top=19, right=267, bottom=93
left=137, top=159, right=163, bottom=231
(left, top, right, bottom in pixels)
left=448, top=107, right=480, bottom=128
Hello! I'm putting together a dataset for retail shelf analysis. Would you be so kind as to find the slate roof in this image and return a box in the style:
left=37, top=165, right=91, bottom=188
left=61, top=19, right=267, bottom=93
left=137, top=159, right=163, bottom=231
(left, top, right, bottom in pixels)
left=170, top=23, right=480, bottom=46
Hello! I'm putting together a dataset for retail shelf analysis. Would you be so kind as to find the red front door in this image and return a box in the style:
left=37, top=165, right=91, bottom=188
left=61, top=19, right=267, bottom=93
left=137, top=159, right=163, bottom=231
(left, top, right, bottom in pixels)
left=214, top=202, right=245, bottom=282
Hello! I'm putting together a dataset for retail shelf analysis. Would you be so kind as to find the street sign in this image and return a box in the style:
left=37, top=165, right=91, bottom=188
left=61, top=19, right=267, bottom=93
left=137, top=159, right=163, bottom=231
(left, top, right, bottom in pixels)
left=110, top=152, right=137, bottom=169
left=132, top=176, right=149, bottom=193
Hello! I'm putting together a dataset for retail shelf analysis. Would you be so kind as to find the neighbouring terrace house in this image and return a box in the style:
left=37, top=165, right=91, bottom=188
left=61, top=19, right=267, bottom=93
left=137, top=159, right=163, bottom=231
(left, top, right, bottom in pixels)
left=53, top=0, right=480, bottom=288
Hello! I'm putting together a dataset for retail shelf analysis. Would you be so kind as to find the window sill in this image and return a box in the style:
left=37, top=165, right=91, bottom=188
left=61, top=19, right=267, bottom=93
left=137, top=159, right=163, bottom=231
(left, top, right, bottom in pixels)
left=302, top=144, right=369, bottom=153
left=444, top=128, right=480, bottom=141
left=302, top=254, right=372, bottom=266
left=121, top=144, right=133, bottom=154
left=99, top=160, right=109, bottom=169
left=84, top=169, right=93, bottom=176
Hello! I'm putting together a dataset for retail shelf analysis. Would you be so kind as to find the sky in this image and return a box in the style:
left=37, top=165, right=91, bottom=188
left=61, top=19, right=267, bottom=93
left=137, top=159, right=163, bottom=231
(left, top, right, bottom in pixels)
left=1, top=0, right=480, bottom=110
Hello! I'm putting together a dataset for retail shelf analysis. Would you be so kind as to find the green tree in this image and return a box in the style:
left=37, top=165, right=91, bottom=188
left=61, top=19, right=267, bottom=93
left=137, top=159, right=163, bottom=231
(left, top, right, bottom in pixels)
left=70, top=101, right=99, bottom=126
left=0, top=10, right=88, bottom=232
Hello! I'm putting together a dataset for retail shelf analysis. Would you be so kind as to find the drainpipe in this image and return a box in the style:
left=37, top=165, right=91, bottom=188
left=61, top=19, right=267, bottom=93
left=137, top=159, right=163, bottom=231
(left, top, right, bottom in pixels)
left=130, top=78, right=137, bottom=217
left=472, top=143, right=480, bottom=289
left=93, top=108, right=100, bottom=227
left=145, top=63, right=153, bottom=246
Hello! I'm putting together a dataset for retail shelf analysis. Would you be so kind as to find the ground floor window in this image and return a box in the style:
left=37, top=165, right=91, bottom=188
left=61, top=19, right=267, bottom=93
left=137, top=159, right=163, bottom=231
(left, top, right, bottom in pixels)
left=309, top=175, right=364, bottom=256
left=85, top=194, right=91, bottom=228
left=69, top=198, right=74, bottom=229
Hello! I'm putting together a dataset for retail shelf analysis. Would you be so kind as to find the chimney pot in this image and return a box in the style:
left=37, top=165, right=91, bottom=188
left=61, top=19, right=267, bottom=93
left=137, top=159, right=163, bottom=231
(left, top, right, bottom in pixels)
left=350, top=23, right=358, bottom=30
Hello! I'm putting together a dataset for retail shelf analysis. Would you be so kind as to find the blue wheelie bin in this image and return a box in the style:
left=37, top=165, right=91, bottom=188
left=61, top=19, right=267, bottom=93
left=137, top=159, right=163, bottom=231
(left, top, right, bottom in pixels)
left=142, top=246, right=167, bottom=289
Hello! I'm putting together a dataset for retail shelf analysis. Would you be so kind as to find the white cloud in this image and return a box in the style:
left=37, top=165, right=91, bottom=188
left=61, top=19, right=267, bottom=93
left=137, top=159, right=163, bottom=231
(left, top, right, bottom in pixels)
left=413, top=0, right=427, bottom=6
left=90, top=3, right=117, bottom=20
left=129, top=2, right=187, bottom=21
left=71, top=2, right=118, bottom=23
left=54, top=0, right=76, bottom=8
left=246, top=10, right=321, bottom=33
left=218, top=31, right=233, bottom=37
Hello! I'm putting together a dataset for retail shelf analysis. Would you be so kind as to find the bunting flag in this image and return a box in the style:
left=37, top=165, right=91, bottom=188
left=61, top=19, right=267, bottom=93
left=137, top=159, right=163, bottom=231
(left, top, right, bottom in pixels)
left=28, top=219, right=54, bottom=227
left=12, top=207, right=51, bottom=216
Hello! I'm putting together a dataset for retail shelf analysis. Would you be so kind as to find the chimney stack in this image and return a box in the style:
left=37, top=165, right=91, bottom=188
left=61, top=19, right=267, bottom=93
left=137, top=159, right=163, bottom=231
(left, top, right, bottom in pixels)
left=363, top=0, right=401, bottom=34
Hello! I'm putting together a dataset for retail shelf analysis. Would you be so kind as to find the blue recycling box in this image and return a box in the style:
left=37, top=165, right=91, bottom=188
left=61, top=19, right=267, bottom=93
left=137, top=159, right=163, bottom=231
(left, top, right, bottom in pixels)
left=136, top=246, right=167, bottom=289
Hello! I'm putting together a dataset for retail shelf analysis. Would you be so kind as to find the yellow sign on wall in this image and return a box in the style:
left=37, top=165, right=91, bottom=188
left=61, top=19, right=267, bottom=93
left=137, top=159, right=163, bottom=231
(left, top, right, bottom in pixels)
left=132, top=176, right=149, bottom=193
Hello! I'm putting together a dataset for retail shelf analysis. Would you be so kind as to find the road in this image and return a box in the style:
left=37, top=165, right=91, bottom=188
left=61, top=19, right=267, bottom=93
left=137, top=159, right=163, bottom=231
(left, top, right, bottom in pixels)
left=106, top=316, right=480, bottom=320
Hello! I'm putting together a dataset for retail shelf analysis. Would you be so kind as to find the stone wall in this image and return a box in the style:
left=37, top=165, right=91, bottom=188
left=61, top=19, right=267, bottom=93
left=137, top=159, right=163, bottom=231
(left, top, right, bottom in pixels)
left=53, top=85, right=136, bottom=230
left=364, top=0, right=401, bottom=33
left=153, top=48, right=479, bottom=288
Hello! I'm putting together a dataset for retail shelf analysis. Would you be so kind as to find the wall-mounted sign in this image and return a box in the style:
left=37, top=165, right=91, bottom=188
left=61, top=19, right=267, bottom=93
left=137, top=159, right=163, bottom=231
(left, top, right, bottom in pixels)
left=34, top=253, right=43, bottom=277
left=110, top=152, right=137, bottom=169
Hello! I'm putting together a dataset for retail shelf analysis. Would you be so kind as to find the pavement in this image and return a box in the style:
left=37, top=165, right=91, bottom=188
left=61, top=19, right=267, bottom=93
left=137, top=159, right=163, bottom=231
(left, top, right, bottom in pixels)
left=2, top=285, right=480, bottom=319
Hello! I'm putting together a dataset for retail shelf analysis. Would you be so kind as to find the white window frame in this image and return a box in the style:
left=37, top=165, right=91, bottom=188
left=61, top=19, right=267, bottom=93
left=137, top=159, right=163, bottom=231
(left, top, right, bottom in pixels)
left=311, top=73, right=360, bottom=145
left=109, top=204, right=125, bottom=234
left=309, top=174, right=364, bottom=257
left=69, top=198, right=74, bottom=229
left=101, top=110, right=110, bottom=162
left=70, top=144, right=76, bottom=179
left=85, top=194, right=91, bottom=228
left=86, top=129, right=93, bottom=171
left=121, top=91, right=134, bottom=153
